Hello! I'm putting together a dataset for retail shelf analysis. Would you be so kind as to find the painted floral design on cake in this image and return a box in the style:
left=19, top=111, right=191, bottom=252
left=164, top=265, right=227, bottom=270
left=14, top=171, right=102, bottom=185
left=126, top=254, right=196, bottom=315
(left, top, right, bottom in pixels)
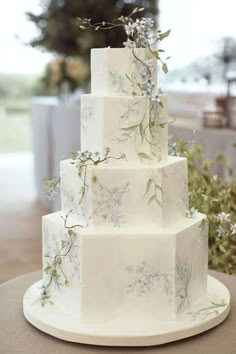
left=109, top=71, right=128, bottom=94
left=62, top=187, right=90, bottom=227
left=185, top=298, right=227, bottom=321
left=93, top=181, right=130, bottom=227
left=175, top=258, right=192, bottom=314
left=126, top=261, right=173, bottom=299
left=81, top=98, right=96, bottom=137
left=43, top=225, right=81, bottom=284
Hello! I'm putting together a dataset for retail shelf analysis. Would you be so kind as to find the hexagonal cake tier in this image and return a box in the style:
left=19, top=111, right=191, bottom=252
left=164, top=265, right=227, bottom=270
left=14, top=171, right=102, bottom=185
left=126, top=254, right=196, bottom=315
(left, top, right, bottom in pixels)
left=42, top=211, right=208, bottom=325
left=60, top=156, right=188, bottom=229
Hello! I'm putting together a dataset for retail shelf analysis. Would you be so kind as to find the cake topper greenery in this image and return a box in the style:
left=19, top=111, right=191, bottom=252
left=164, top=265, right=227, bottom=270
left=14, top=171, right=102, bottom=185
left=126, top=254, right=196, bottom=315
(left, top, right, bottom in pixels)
left=78, top=7, right=171, bottom=73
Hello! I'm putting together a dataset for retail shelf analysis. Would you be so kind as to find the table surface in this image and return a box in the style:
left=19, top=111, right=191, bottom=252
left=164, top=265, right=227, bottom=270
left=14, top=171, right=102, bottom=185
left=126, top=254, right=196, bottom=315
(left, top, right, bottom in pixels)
left=0, top=270, right=235, bottom=354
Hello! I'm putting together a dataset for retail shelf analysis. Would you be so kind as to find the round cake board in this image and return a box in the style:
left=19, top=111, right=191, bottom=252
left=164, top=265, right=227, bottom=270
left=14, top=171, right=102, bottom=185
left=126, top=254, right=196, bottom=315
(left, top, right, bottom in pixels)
left=23, top=275, right=230, bottom=347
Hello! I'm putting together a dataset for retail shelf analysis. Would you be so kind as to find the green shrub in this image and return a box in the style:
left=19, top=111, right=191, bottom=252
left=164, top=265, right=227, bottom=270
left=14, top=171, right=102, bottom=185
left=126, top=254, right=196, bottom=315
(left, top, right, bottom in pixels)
left=177, top=141, right=236, bottom=274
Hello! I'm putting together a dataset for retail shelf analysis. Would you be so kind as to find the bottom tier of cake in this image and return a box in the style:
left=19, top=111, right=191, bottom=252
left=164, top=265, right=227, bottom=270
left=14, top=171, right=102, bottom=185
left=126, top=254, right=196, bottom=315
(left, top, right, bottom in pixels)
left=42, top=211, right=208, bottom=326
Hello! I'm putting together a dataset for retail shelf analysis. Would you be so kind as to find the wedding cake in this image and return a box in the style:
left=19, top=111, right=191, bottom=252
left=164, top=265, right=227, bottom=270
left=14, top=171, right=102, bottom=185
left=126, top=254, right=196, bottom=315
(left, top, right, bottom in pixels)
left=22, top=10, right=231, bottom=346
left=40, top=44, right=209, bottom=327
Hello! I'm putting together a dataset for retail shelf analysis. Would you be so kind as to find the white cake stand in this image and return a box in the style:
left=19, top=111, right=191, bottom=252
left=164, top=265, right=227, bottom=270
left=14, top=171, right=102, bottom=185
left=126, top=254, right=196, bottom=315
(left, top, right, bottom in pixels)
left=23, top=275, right=230, bottom=347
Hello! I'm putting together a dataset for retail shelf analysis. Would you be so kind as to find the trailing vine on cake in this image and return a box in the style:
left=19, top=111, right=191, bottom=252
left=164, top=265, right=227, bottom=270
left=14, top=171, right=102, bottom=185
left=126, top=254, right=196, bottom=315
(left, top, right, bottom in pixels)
left=42, top=176, right=60, bottom=200
left=39, top=210, right=83, bottom=306
left=70, top=148, right=126, bottom=209
left=40, top=148, right=127, bottom=304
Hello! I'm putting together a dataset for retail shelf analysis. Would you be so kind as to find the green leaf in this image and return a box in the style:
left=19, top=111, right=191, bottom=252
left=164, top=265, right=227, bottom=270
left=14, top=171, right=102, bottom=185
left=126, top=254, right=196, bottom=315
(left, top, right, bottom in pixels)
left=71, top=152, right=77, bottom=160
left=144, top=178, right=153, bottom=196
left=159, top=123, right=166, bottom=128
left=151, top=50, right=160, bottom=59
left=138, top=152, right=152, bottom=161
left=121, top=124, right=139, bottom=132
left=219, top=244, right=226, bottom=253
left=92, top=174, right=97, bottom=183
left=117, top=15, right=125, bottom=23
left=130, top=7, right=140, bottom=15
left=233, top=142, right=236, bottom=148
left=159, top=29, right=171, bottom=40
left=162, top=63, right=168, bottom=74
left=44, top=265, right=52, bottom=274
left=148, top=194, right=156, bottom=205
left=68, top=229, right=73, bottom=236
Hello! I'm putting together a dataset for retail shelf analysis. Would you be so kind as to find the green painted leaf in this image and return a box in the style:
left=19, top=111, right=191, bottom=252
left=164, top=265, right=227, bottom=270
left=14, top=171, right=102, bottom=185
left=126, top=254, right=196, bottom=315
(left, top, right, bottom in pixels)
left=117, top=15, right=125, bottom=23
left=162, top=63, right=168, bottom=74
left=155, top=197, right=162, bottom=207
left=92, top=175, right=97, bottom=183
left=121, top=124, right=139, bottom=132
left=44, top=265, right=52, bottom=274
left=151, top=50, right=160, bottom=59
left=148, top=194, right=156, bottom=205
left=139, top=124, right=144, bottom=143
left=144, top=178, right=153, bottom=196
left=71, top=152, right=77, bottom=160
left=138, top=152, right=152, bottom=160
left=160, top=29, right=171, bottom=40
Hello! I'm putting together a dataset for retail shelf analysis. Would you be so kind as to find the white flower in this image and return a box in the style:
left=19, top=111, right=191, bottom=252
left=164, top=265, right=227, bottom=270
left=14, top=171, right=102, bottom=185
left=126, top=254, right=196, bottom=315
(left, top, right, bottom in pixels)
left=123, top=39, right=136, bottom=48
left=186, top=207, right=198, bottom=218
left=168, top=142, right=181, bottom=157
left=124, top=17, right=154, bottom=48
left=230, top=224, right=236, bottom=235
left=216, top=224, right=226, bottom=238
left=216, top=212, right=230, bottom=223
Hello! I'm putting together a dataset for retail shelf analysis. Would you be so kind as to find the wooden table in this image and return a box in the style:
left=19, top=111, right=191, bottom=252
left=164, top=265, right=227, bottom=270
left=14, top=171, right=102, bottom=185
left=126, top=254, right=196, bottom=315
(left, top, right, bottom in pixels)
left=0, top=271, right=235, bottom=354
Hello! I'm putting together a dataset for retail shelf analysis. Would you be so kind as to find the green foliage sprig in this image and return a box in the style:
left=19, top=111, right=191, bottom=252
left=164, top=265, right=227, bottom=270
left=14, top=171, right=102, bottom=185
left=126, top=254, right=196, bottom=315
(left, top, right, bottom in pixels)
left=71, top=148, right=126, bottom=205
left=42, top=176, right=60, bottom=200
left=78, top=7, right=171, bottom=72
left=40, top=148, right=127, bottom=305
left=174, top=140, right=236, bottom=274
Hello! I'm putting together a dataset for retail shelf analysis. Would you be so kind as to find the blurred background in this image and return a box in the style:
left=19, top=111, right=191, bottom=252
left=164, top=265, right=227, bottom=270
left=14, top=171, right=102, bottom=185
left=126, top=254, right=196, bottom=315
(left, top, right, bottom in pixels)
left=1, top=0, right=236, bottom=282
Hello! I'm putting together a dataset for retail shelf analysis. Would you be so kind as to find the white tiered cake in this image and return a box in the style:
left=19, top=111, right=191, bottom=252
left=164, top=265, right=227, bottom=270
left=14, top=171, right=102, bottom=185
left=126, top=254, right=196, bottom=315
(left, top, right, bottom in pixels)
left=43, top=48, right=208, bottom=321
left=23, top=46, right=230, bottom=346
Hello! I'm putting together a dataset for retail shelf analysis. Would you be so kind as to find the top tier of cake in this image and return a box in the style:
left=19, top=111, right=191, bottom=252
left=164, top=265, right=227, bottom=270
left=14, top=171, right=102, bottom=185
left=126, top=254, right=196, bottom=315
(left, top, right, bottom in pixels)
left=81, top=48, right=168, bottom=164
left=91, top=48, right=157, bottom=96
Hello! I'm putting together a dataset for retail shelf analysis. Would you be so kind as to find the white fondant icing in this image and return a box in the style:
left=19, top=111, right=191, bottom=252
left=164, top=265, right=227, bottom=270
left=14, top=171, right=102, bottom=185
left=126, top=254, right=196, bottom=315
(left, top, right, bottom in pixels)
left=42, top=211, right=208, bottom=324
